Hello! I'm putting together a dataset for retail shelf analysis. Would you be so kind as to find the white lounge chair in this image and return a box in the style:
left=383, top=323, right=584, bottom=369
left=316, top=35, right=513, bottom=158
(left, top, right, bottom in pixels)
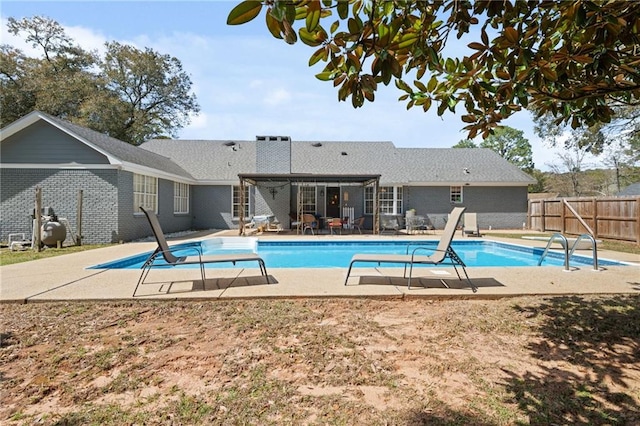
left=462, top=212, right=481, bottom=237
left=380, top=215, right=400, bottom=234
left=344, top=207, right=476, bottom=291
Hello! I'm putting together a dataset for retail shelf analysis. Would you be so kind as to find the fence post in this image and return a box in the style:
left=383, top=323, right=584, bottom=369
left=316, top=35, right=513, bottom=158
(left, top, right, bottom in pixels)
left=34, top=187, right=42, bottom=252
left=637, top=196, right=640, bottom=246
left=592, top=197, right=598, bottom=239
left=561, top=198, right=566, bottom=234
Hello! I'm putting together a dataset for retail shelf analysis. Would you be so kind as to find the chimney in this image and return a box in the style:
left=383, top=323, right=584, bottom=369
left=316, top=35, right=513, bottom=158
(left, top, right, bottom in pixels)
left=256, top=135, right=291, bottom=173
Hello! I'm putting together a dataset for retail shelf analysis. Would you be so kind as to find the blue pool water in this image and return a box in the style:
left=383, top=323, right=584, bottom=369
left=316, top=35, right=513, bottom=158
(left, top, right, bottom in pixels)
left=89, top=239, right=623, bottom=270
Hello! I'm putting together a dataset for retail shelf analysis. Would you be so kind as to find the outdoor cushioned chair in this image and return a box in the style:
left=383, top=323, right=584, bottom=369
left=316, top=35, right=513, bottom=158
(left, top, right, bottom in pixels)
left=328, top=217, right=343, bottom=235
left=302, top=213, right=318, bottom=235
left=462, top=212, right=481, bottom=237
left=344, top=207, right=476, bottom=291
left=134, top=207, right=270, bottom=296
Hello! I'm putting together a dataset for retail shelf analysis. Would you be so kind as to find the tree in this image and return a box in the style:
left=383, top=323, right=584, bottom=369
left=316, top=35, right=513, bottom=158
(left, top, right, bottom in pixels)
left=452, top=139, right=477, bottom=148
left=1, top=16, right=199, bottom=145
left=1, top=17, right=99, bottom=126
left=600, top=138, right=640, bottom=193
left=81, top=42, right=200, bottom=145
left=527, top=168, right=547, bottom=194
left=228, top=1, right=640, bottom=140
left=547, top=144, right=590, bottom=197
left=479, top=126, right=534, bottom=172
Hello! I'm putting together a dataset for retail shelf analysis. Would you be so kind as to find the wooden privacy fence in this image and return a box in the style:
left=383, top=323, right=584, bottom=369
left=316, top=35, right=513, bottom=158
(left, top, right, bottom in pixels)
left=528, top=196, right=640, bottom=245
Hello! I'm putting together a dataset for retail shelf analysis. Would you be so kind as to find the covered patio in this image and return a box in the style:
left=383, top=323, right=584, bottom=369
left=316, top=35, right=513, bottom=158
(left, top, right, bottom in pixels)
left=237, top=173, right=381, bottom=236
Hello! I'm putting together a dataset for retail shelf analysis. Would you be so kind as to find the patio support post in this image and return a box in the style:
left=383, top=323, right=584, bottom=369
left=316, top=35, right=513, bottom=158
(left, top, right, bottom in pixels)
left=239, top=178, right=246, bottom=236
left=296, top=181, right=303, bottom=234
left=373, top=178, right=380, bottom=235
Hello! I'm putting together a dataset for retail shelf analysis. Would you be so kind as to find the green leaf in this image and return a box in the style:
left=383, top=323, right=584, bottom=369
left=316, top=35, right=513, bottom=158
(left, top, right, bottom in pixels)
left=381, top=60, right=392, bottom=85
left=309, top=46, right=328, bottom=66
left=427, top=76, right=437, bottom=92
left=414, top=80, right=428, bottom=92
left=306, top=1, right=321, bottom=32
left=348, top=17, right=362, bottom=34
left=378, top=23, right=390, bottom=45
left=445, top=58, right=456, bottom=73
left=299, top=28, right=323, bottom=47
left=422, top=97, right=432, bottom=112
left=227, top=1, right=262, bottom=25
left=437, top=100, right=448, bottom=116
left=395, top=78, right=412, bottom=92
left=266, top=13, right=283, bottom=39
left=285, top=4, right=297, bottom=22
left=315, top=71, right=334, bottom=81
left=394, top=32, right=419, bottom=50
left=337, top=0, right=349, bottom=19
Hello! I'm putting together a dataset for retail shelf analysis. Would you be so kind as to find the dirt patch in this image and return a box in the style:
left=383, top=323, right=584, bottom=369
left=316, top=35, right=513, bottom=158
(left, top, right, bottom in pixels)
left=2, top=296, right=639, bottom=424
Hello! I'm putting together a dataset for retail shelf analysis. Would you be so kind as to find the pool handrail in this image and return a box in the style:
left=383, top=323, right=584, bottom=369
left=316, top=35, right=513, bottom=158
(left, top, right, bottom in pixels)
left=568, top=233, right=599, bottom=271
left=538, top=233, right=570, bottom=271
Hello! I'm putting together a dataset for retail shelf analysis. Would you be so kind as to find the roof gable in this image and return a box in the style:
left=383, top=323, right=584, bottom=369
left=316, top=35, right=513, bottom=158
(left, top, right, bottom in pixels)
left=1, top=111, right=194, bottom=181
left=1, top=119, right=110, bottom=164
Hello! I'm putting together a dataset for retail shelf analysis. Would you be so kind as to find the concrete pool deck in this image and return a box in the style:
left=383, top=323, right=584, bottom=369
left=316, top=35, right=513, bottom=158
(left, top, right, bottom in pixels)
left=1, top=231, right=639, bottom=303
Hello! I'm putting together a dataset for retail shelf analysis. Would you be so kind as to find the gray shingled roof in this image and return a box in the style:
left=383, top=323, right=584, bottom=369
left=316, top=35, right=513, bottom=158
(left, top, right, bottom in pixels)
left=141, top=139, right=256, bottom=181
left=41, top=113, right=194, bottom=180
left=618, top=182, right=640, bottom=196
left=2, top=112, right=535, bottom=185
left=292, top=141, right=405, bottom=182
left=395, top=148, right=536, bottom=183
left=140, top=139, right=535, bottom=185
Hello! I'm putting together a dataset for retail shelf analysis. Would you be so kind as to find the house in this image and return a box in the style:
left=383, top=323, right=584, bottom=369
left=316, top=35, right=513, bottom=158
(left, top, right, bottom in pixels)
left=1, top=111, right=194, bottom=244
left=1, top=111, right=536, bottom=243
left=618, top=183, right=640, bottom=196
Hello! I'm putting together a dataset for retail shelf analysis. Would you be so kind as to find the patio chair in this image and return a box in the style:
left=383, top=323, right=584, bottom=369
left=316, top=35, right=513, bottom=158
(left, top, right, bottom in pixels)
left=344, top=207, right=476, bottom=291
left=134, top=207, right=270, bottom=296
left=329, top=217, right=343, bottom=235
left=352, top=216, right=365, bottom=234
left=462, top=212, right=481, bottom=237
left=302, top=213, right=318, bottom=235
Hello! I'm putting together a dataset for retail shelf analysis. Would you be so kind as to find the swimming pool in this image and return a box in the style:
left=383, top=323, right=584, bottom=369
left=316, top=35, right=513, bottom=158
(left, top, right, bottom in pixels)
left=89, top=238, right=624, bottom=270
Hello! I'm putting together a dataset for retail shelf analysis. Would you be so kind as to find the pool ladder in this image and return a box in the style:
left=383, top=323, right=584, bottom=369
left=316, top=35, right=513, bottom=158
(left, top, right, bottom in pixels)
left=537, top=233, right=599, bottom=271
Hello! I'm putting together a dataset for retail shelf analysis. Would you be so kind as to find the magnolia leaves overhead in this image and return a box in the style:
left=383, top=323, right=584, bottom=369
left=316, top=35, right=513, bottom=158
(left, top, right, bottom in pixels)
left=228, top=0, right=640, bottom=139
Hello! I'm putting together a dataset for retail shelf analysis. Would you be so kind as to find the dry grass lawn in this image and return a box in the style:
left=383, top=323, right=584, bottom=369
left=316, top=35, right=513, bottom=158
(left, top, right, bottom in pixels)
left=2, top=295, right=639, bottom=425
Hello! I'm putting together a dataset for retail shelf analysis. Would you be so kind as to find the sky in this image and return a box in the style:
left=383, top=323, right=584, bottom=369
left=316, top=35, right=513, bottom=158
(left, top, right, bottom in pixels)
left=1, top=0, right=589, bottom=171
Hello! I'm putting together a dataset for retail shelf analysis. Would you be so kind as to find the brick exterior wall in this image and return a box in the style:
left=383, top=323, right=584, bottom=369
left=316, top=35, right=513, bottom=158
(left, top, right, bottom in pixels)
left=1, top=168, right=119, bottom=244
left=1, top=168, right=194, bottom=244
left=403, top=186, right=529, bottom=229
left=192, top=185, right=234, bottom=230
left=256, top=136, right=291, bottom=174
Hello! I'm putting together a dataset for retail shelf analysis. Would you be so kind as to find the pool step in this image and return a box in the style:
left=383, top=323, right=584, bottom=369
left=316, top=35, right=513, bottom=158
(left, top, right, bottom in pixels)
left=201, top=237, right=258, bottom=251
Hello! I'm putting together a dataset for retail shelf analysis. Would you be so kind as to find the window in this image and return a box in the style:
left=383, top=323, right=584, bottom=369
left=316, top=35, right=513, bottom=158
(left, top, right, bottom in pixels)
left=133, top=174, right=157, bottom=213
left=364, top=186, right=403, bottom=214
left=232, top=185, right=250, bottom=219
left=300, top=186, right=316, bottom=213
left=174, top=182, right=189, bottom=214
left=450, top=186, right=463, bottom=203
left=364, top=187, right=374, bottom=215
